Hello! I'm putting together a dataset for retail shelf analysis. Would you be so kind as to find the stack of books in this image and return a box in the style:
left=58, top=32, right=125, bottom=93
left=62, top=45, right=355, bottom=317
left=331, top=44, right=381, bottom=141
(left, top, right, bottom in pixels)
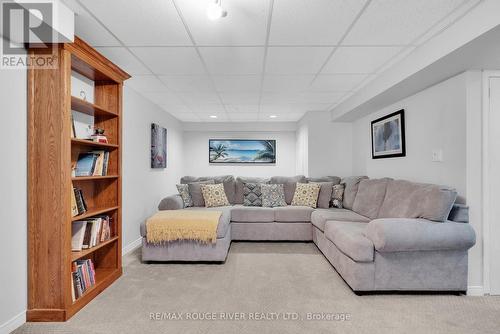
left=71, top=215, right=112, bottom=251
left=71, top=185, right=87, bottom=217
left=71, top=259, right=95, bottom=301
left=75, top=151, right=110, bottom=177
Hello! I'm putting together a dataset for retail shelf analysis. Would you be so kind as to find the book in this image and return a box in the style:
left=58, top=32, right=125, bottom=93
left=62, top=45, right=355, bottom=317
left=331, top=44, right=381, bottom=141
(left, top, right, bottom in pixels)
left=71, top=221, right=87, bottom=251
left=75, top=153, right=98, bottom=177
left=70, top=115, right=76, bottom=138
left=90, top=151, right=105, bottom=176
left=91, top=134, right=108, bottom=143
left=71, top=185, right=78, bottom=217
left=82, top=221, right=93, bottom=249
left=102, top=151, right=110, bottom=176
left=74, top=188, right=86, bottom=215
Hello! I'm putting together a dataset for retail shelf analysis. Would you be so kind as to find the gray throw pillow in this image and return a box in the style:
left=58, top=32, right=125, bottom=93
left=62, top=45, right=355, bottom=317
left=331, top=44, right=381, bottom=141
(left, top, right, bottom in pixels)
left=176, top=184, right=193, bottom=207
left=261, top=184, right=287, bottom=208
left=310, top=182, right=334, bottom=209
left=243, top=183, right=262, bottom=206
left=188, top=180, right=215, bottom=207
left=331, top=184, right=345, bottom=208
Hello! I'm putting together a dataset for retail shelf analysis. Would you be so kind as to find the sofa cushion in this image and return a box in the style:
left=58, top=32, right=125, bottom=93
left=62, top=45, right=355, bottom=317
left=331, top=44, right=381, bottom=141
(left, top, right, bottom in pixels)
left=231, top=205, right=275, bottom=222
left=176, top=184, right=193, bottom=207
left=377, top=179, right=458, bottom=222
left=270, top=175, right=307, bottom=204
left=307, top=176, right=341, bottom=184
left=291, top=183, right=321, bottom=208
left=187, top=180, right=215, bottom=207
left=311, top=208, right=369, bottom=232
left=261, top=184, right=287, bottom=207
left=274, top=206, right=314, bottom=222
left=243, top=182, right=262, bottom=206
left=235, top=177, right=269, bottom=204
left=181, top=175, right=236, bottom=204
left=309, top=182, right=333, bottom=209
left=140, top=206, right=232, bottom=239
left=352, top=178, right=391, bottom=219
left=324, top=221, right=374, bottom=262
left=341, top=176, right=368, bottom=210
left=331, top=184, right=345, bottom=208
left=200, top=184, right=230, bottom=208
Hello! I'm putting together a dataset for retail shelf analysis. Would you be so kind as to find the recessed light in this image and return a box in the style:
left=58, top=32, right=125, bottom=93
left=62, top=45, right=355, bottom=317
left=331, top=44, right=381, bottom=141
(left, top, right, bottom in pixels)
left=207, top=0, right=228, bottom=21
left=269, top=115, right=278, bottom=119
left=209, top=115, right=218, bottom=119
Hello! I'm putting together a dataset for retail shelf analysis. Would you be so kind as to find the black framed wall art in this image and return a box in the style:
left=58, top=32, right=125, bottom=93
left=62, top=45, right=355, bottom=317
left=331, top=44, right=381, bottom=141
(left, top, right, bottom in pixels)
left=371, top=109, right=406, bottom=159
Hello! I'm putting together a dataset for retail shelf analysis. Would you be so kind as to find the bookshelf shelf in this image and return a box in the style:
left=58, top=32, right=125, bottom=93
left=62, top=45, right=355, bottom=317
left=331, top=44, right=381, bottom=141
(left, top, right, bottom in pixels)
left=71, top=138, right=119, bottom=149
left=71, top=236, right=120, bottom=261
left=71, top=206, right=120, bottom=222
left=71, top=96, right=118, bottom=118
left=28, top=36, right=129, bottom=322
left=72, top=175, right=119, bottom=181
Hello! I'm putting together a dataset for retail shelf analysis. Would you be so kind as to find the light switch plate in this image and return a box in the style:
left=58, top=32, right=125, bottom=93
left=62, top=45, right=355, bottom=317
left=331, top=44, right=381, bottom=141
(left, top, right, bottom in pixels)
left=432, top=149, right=443, bottom=162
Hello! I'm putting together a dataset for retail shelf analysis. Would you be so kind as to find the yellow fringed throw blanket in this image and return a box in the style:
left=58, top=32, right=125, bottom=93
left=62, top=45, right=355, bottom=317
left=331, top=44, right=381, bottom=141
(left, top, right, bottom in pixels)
left=146, top=210, right=221, bottom=244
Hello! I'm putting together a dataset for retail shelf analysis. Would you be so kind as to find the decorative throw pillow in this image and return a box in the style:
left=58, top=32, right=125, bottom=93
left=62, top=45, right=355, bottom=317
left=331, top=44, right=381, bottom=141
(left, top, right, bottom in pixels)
left=188, top=180, right=215, bottom=207
left=331, top=184, right=345, bottom=208
left=200, top=183, right=230, bottom=208
left=291, top=183, right=321, bottom=208
left=261, top=184, right=287, bottom=208
left=243, top=183, right=262, bottom=206
left=310, top=182, right=334, bottom=209
left=176, top=184, right=193, bottom=207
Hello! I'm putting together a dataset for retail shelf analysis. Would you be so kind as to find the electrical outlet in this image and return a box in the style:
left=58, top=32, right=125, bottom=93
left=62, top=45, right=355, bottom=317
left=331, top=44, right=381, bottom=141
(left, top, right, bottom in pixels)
left=432, top=149, right=443, bottom=162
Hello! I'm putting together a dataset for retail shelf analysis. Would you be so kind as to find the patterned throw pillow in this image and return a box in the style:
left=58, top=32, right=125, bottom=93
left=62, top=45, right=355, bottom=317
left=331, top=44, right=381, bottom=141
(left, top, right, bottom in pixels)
left=200, top=183, right=230, bottom=208
left=261, top=184, right=287, bottom=208
left=331, top=184, right=345, bottom=208
left=243, top=183, right=262, bottom=206
left=176, top=184, right=193, bottom=207
left=291, top=183, right=321, bottom=208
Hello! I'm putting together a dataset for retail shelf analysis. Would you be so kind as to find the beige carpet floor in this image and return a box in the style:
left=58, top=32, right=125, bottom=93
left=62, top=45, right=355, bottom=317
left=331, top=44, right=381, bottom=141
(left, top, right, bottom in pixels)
left=14, top=242, right=500, bottom=334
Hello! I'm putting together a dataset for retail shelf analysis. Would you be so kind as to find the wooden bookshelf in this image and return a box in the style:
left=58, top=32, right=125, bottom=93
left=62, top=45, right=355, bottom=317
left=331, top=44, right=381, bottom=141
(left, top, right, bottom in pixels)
left=28, top=36, right=130, bottom=322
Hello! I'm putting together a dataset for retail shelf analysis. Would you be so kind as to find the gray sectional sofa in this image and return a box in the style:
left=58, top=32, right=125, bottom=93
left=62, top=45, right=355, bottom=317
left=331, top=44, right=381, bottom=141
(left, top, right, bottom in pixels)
left=140, top=175, right=476, bottom=293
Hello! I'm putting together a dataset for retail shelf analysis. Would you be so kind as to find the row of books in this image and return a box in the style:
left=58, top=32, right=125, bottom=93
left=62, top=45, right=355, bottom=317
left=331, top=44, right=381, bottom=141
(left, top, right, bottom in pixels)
left=71, top=259, right=95, bottom=301
left=75, top=151, right=110, bottom=177
left=71, top=185, right=87, bottom=217
left=71, top=215, right=113, bottom=251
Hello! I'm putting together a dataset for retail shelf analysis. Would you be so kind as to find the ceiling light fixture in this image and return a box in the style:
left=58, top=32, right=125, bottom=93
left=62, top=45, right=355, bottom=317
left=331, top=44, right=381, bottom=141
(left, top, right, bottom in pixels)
left=209, top=115, right=218, bottom=119
left=207, top=0, right=227, bottom=21
left=269, top=115, right=278, bottom=119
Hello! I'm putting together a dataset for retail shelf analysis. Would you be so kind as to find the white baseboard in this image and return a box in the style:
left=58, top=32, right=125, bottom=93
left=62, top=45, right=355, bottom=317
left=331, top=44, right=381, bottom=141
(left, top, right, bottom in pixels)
left=122, top=237, right=142, bottom=256
left=467, top=285, right=484, bottom=296
left=0, top=310, right=26, bottom=334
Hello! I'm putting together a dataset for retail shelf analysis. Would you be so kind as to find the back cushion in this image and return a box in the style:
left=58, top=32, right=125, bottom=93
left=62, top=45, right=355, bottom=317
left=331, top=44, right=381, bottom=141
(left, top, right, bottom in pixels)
left=341, top=176, right=368, bottom=210
left=377, top=179, right=458, bottom=222
left=234, top=177, right=269, bottom=204
left=307, top=176, right=341, bottom=184
left=352, top=178, right=391, bottom=219
left=270, top=175, right=307, bottom=204
left=187, top=180, right=215, bottom=207
left=181, top=175, right=235, bottom=204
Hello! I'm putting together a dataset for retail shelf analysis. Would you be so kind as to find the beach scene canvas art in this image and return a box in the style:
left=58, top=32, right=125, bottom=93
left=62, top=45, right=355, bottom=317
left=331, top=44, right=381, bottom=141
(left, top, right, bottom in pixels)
left=209, top=139, right=276, bottom=164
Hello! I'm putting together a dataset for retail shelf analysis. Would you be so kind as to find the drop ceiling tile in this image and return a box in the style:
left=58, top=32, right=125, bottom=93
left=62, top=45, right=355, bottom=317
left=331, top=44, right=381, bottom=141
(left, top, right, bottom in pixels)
left=196, top=112, right=229, bottom=121
left=262, top=75, right=315, bottom=92
left=265, top=47, right=333, bottom=74
left=169, top=112, right=200, bottom=122
left=225, top=105, right=260, bottom=113
left=96, top=47, right=151, bottom=75
left=130, top=47, right=206, bottom=75
left=199, top=47, right=265, bottom=75
left=219, top=92, right=261, bottom=104
left=228, top=113, right=260, bottom=121
left=124, top=75, right=168, bottom=92
left=177, top=92, right=221, bottom=105
left=260, top=92, right=303, bottom=104
left=259, top=112, right=305, bottom=121
left=62, top=0, right=120, bottom=46
left=269, top=0, right=366, bottom=45
left=188, top=104, right=226, bottom=114
left=212, top=76, right=262, bottom=93
left=141, top=91, right=185, bottom=106
left=298, top=91, right=347, bottom=104
left=158, top=75, right=215, bottom=92
left=81, top=0, right=191, bottom=46
left=176, top=0, right=269, bottom=45
left=260, top=103, right=331, bottom=113
left=343, top=0, right=465, bottom=45
left=321, top=47, right=403, bottom=74
left=310, top=74, right=369, bottom=91
left=159, top=105, right=193, bottom=113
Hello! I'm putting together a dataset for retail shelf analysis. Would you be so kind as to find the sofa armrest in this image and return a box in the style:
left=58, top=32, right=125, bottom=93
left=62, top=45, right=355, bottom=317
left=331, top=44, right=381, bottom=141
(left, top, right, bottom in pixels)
left=448, top=203, right=469, bottom=223
left=364, top=218, right=476, bottom=252
left=158, top=194, right=184, bottom=211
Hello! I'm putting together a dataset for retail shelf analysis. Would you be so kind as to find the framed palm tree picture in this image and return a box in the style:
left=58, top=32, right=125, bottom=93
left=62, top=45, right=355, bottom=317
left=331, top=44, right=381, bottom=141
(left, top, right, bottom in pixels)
left=209, top=139, right=276, bottom=164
